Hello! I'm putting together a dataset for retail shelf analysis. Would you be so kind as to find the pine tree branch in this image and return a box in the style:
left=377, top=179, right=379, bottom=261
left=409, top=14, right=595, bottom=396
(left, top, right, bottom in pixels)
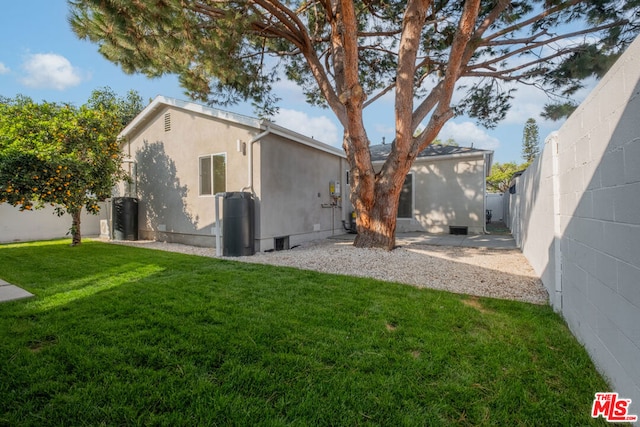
left=413, top=0, right=481, bottom=152
left=481, top=0, right=582, bottom=44
left=464, top=48, right=583, bottom=80
left=363, top=82, right=396, bottom=108
left=473, top=20, right=628, bottom=72
left=394, top=0, right=431, bottom=156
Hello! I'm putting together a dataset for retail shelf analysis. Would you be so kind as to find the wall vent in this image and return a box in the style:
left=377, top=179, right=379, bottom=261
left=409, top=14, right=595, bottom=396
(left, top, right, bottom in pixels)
left=449, top=226, right=468, bottom=235
left=164, top=113, right=171, bottom=132
left=274, top=236, right=290, bottom=251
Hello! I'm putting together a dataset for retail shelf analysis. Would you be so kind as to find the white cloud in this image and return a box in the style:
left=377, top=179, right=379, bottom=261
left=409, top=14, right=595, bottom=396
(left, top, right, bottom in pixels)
left=272, top=79, right=308, bottom=105
left=273, top=108, right=341, bottom=147
left=439, top=121, right=500, bottom=150
left=499, top=76, right=597, bottom=135
left=20, top=53, right=84, bottom=90
left=502, top=84, right=552, bottom=125
left=0, top=62, right=9, bottom=74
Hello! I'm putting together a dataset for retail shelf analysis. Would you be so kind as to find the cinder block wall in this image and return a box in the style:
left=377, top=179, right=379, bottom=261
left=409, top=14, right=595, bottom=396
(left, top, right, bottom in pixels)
left=0, top=203, right=106, bottom=243
left=508, top=36, right=640, bottom=411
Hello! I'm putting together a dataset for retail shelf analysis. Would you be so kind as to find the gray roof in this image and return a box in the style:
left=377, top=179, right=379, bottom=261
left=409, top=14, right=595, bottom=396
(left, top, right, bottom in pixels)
left=369, top=143, right=491, bottom=162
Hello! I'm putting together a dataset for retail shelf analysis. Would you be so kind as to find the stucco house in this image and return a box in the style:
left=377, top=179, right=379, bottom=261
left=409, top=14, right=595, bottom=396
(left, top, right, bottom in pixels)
left=370, top=144, right=493, bottom=235
left=114, top=96, right=492, bottom=253
left=115, top=96, right=349, bottom=252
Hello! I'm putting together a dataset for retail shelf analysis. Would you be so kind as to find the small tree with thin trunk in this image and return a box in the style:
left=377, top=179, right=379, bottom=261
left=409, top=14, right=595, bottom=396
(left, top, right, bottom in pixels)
left=69, top=0, right=640, bottom=249
left=0, top=88, right=142, bottom=245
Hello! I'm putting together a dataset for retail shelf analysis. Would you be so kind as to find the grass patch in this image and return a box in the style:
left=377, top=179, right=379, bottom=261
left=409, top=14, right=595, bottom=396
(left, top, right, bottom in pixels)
left=0, top=240, right=609, bottom=425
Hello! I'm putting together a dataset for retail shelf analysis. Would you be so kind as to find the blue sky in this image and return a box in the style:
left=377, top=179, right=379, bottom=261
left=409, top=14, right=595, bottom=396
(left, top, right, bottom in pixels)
left=0, top=1, right=597, bottom=164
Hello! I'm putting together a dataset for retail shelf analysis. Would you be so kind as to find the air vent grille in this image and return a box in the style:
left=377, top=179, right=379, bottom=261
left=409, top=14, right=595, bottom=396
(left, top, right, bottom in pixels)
left=164, top=113, right=171, bottom=132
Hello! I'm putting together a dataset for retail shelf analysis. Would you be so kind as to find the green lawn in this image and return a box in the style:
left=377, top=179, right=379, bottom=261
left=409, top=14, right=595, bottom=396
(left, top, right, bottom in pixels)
left=0, top=240, right=609, bottom=426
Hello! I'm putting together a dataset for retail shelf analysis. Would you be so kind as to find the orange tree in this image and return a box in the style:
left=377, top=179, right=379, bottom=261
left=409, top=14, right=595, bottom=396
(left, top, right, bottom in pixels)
left=0, top=90, right=136, bottom=245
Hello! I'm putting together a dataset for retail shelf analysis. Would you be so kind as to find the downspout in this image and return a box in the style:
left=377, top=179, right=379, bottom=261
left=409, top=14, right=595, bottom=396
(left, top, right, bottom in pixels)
left=215, top=192, right=224, bottom=257
left=213, top=126, right=270, bottom=256
left=241, top=127, right=272, bottom=195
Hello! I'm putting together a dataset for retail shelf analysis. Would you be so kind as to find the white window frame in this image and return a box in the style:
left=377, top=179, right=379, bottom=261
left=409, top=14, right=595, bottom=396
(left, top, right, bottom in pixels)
left=198, top=152, right=227, bottom=196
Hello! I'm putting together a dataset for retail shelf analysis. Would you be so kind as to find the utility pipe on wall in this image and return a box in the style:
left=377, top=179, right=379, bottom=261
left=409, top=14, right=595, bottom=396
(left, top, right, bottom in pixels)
left=241, top=128, right=272, bottom=195
left=215, top=192, right=224, bottom=257
left=212, top=127, right=270, bottom=256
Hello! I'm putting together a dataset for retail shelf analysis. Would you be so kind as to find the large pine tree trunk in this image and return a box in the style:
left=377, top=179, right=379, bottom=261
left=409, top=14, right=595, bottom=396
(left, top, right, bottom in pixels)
left=352, top=185, right=402, bottom=250
left=347, top=142, right=409, bottom=251
left=70, top=209, right=82, bottom=246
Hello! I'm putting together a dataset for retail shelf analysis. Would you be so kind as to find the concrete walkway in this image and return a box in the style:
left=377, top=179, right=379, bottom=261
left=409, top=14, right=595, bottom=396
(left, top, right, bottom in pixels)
left=0, top=279, right=34, bottom=303
left=329, top=231, right=518, bottom=249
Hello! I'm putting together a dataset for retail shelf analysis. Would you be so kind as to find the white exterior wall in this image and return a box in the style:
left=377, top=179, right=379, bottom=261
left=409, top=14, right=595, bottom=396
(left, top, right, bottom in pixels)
left=0, top=203, right=106, bottom=243
left=393, top=155, right=487, bottom=234
left=485, top=193, right=505, bottom=222
left=118, top=98, right=348, bottom=251
left=120, top=104, right=255, bottom=246
left=506, top=36, right=640, bottom=412
left=256, top=135, right=347, bottom=251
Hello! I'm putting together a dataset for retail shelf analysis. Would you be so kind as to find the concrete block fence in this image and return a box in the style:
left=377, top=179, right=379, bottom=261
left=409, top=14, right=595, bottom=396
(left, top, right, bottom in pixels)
left=506, top=36, right=640, bottom=415
left=0, top=203, right=107, bottom=243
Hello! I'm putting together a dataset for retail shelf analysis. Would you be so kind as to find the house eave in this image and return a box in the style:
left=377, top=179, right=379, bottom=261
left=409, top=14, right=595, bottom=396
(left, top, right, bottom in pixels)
left=118, top=96, right=346, bottom=159
left=118, top=96, right=263, bottom=141
left=259, top=121, right=346, bottom=158
left=372, top=150, right=493, bottom=168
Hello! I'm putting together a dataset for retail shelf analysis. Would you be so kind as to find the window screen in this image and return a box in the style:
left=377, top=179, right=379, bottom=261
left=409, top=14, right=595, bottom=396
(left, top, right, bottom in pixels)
left=200, top=156, right=212, bottom=195
left=397, top=174, right=413, bottom=218
left=199, top=154, right=226, bottom=196
left=212, top=154, right=226, bottom=194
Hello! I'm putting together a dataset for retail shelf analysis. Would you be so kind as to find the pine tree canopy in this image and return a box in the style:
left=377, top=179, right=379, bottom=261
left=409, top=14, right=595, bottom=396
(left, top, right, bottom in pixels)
left=69, top=0, right=640, bottom=129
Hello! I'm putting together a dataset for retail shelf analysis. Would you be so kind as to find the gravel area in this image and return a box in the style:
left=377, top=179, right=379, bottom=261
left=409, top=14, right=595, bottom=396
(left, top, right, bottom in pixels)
left=111, top=238, right=548, bottom=305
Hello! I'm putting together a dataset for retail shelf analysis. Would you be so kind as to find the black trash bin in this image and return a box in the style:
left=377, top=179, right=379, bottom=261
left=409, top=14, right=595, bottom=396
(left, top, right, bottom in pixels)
left=112, top=197, right=139, bottom=241
left=223, top=192, right=255, bottom=256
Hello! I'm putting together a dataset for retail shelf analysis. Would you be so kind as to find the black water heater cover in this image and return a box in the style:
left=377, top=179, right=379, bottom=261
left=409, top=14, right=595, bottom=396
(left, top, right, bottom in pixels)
left=112, top=197, right=139, bottom=241
left=223, top=192, right=255, bottom=256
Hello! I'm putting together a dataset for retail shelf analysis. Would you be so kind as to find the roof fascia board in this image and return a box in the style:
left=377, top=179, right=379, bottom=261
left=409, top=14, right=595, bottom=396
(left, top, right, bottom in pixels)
left=163, top=97, right=262, bottom=128
left=118, top=95, right=262, bottom=140
left=261, top=122, right=346, bottom=158
left=118, top=95, right=166, bottom=141
left=371, top=150, right=492, bottom=165
left=119, top=95, right=345, bottom=158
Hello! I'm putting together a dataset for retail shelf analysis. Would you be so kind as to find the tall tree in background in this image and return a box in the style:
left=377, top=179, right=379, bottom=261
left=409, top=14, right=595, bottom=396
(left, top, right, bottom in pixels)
left=69, top=0, right=640, bottom=250
left=522, top=118, right=541, bottom=165
left=0, top=88, right=143, bottom=245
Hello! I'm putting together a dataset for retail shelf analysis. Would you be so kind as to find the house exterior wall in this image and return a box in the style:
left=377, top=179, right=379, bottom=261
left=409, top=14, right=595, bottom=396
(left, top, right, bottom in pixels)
left=118, top=100, right=349, bottom=251
left=255, top=135, right=347, bottom=251
left=394, top=155, right=487, bottom=234
left=120, top=105, right=254, bottom=246
left=505, top=36, right=640, bottom=411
